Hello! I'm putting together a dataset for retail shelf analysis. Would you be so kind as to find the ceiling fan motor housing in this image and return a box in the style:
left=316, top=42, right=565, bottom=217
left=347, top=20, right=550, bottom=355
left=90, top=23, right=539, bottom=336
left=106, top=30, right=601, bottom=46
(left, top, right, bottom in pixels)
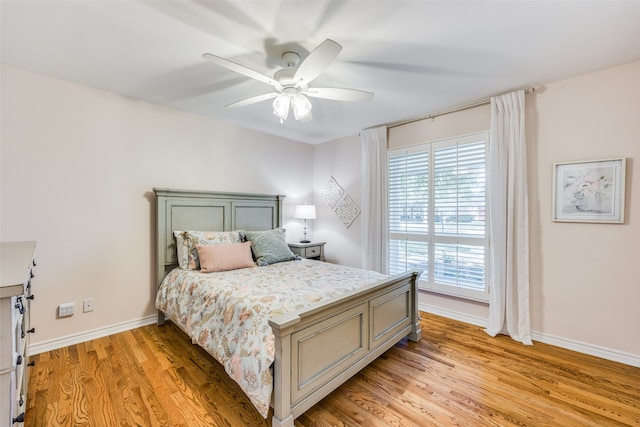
left=281, top=51, right=300, bottom=68
left=274, top=68, right=306, bottom=91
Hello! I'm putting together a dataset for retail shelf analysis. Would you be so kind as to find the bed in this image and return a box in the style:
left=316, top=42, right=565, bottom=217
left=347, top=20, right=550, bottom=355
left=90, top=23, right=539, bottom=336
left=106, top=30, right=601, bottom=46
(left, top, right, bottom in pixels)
left=153, top=188, right=421, bottom=427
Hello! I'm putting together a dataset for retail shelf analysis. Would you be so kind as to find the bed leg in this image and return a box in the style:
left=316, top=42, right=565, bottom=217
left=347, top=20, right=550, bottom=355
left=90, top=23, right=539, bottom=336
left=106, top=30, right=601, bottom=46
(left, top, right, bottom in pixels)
left=408, top=310, right=422, bottom=342
left=157, top=310, right=166, bottom=326
left=408, top=326, right=422, bottom=342
left=407, top=309, right=422, bottom=341
left=271, top=415, right=294, bottom=427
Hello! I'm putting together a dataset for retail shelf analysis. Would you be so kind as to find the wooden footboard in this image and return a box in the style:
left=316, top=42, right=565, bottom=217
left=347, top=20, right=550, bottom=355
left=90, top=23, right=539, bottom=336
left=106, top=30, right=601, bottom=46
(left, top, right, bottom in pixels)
left=269, top=270, right=421, bottom=427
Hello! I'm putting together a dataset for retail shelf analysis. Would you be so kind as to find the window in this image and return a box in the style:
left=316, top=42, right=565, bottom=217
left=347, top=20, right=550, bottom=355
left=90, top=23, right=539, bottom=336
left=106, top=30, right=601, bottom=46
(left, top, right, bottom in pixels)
left=388, top=132, right=489, bottom=302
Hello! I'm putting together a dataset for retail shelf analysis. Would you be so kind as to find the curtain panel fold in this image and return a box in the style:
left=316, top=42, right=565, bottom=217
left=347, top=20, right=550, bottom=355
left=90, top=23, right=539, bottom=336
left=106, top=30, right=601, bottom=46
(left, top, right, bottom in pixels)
left=485, top=90, right=532, bottom=345
left=360, top=126, right=388, bottom=273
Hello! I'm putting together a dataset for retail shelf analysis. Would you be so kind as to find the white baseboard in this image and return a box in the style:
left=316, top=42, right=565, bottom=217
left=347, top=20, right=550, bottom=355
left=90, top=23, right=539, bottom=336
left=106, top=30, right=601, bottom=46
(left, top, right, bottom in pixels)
left=529, top=331, right=640, bottom=368
left=419, top=302, right=488, bottom=328
left=28, top=314, right=157, bottom=356
left=419, top=303, right=640, bottom=368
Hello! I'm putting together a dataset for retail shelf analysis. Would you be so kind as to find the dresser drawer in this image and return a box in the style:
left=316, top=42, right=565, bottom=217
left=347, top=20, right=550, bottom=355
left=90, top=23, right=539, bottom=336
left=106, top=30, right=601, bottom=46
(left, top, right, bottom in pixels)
left=0, top=371, right=21, bottom=426
left=0, top=297, right=23, bottom=371
left=14, top=301, right=26, bottom=359
left=11, top=370, right=24, bottom=427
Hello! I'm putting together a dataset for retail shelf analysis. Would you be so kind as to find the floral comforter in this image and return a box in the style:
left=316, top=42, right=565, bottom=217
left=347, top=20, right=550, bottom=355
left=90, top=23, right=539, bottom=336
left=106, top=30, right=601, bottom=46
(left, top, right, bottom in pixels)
left=155, top=259, right=387, bottom=418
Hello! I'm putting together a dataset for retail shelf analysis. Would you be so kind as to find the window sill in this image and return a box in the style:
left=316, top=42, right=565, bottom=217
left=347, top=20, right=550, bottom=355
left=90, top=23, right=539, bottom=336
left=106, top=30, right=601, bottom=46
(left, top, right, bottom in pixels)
left=418, top=281, right=489, bottom=303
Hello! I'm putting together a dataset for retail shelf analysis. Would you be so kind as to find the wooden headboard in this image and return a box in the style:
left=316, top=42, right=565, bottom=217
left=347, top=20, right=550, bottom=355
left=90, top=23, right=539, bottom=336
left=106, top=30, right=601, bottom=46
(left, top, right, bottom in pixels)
left=153, top=188, right=285, bottom=285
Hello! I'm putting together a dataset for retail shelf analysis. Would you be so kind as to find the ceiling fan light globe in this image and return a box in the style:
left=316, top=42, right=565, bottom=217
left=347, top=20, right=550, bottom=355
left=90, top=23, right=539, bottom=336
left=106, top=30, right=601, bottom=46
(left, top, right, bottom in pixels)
left=272, top=94, right=291, bottom=121
left=292, top=94, right=312, bottom=120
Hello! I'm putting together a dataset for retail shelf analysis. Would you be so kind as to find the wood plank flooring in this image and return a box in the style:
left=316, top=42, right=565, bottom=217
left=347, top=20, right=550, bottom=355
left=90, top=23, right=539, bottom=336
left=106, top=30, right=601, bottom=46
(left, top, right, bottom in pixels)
left=26, top=313, right=640, bottom=426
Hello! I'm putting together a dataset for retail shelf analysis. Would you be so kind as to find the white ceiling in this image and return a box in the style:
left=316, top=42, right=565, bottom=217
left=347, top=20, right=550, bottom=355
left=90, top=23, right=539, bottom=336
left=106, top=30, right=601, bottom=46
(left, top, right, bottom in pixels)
left=2, top=1, right=640, bottom=144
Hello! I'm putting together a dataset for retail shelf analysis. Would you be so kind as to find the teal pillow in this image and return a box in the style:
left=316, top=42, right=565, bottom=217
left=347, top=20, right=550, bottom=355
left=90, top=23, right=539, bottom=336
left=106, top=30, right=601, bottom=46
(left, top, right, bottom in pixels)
left=244, top=228, right=297, bottom=266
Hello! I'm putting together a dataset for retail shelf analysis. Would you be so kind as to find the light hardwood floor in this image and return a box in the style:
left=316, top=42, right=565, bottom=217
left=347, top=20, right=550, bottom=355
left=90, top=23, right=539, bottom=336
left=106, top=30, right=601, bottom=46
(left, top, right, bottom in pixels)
left=26, top=313, right=640, bottom=426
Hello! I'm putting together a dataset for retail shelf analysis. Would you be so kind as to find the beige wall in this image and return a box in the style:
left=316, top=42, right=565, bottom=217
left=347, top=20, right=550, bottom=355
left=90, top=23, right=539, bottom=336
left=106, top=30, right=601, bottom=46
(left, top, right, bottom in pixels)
left=529, top=60, right=639, bottom=357
left=311, top=135, right=363, bottom=268
left=1, top=65, right=314, bottom=348
left=389, top=103, right=491, bottom=149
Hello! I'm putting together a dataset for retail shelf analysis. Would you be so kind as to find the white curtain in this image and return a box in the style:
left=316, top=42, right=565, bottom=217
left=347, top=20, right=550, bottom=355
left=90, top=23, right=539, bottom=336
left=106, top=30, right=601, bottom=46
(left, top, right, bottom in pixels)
left=485, top=90, right=532, bottom=345
left=360, top=126, right=388, bottom=273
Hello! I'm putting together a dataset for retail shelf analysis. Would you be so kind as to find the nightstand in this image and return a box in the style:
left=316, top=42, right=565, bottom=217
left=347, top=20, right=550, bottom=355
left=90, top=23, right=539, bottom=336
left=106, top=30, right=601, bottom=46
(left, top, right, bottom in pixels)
left=288, top=242, right=325, bottom=261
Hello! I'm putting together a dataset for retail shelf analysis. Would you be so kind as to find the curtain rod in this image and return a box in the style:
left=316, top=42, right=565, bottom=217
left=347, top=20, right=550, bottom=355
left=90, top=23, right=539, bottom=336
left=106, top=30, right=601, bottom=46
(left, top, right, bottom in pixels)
left=374, top=88, right=535, bottom=130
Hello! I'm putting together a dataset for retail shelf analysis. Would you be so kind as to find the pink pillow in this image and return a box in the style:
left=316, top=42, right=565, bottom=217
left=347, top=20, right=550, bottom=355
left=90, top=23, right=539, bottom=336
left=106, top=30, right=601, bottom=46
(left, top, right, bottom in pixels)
left=196, top=242, right=255, bottom=273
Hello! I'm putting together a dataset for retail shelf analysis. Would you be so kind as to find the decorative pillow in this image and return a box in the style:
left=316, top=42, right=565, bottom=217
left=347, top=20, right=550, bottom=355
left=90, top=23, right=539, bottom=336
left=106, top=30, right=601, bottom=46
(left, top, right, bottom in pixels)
left=196, top=242, right=255, bottom=273
left=244, top=228, right=297, bottom=266
left=174, top=230, right=245, bottom=270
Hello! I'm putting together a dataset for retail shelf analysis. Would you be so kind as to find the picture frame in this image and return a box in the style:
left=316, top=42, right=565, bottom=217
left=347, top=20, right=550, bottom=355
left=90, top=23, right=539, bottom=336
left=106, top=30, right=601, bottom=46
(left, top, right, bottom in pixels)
left=552, top=158, right=626, bottom=223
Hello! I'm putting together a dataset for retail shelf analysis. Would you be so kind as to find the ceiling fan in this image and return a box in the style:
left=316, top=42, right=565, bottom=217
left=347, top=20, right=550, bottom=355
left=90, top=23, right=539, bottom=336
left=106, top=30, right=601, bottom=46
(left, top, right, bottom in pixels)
left=202, top=39, right=374, bottom=124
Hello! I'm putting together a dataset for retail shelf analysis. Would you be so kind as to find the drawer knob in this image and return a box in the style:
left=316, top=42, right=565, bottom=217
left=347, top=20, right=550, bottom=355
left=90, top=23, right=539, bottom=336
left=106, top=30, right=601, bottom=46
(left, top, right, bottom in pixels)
left=31, top=271, right=35, bottom=279
left=15, top=298, right=25, bottom=314
left=27, top=294, right=35, bottom=300
left=28, top=361, right=35, bottom=367
left=28, top=327, right=36, bottom=334
left=13, top=413, right=25, bottom=423
left=33, top=259, right=37, bottom=267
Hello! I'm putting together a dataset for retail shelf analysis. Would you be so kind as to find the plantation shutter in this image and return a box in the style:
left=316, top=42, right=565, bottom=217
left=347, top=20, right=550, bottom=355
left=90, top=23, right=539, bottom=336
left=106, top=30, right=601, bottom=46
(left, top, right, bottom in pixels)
left=388, top=132, right=489, bottom=301
left=433, top=139, right=486, bottom=291
left=388, top=149, right=429, bottom=279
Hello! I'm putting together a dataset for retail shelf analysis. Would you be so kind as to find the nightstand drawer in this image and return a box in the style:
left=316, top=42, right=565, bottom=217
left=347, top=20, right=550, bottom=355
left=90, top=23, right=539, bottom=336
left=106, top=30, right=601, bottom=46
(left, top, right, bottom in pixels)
left=288, top=242, right=325, bottom=261
left=303, top=245, right=322, bottom=258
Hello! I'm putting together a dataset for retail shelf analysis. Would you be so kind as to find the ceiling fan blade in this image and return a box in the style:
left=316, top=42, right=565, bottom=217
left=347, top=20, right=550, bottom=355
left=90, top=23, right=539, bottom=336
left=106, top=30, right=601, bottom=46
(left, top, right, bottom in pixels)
left=202, top=53, right=282, bottom=90
left=293, top=39, right=342, bottom=85
left=225, top=92, right=279, bottom=108
left=305, top=87, right=374, bottom=102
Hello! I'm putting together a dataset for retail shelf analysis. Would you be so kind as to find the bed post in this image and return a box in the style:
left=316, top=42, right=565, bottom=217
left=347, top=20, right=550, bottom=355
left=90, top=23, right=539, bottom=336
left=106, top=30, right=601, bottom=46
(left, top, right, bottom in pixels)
left=408, top=271, right=422, bottom=342
left=269, top=315, right=299, bottom=427
left=155, top=190, right=167, bottom=325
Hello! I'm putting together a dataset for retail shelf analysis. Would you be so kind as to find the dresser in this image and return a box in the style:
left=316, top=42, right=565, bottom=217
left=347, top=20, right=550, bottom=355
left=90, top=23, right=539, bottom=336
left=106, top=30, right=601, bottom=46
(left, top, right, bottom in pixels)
left=1, top=242, right=36, bottom=427
left=288, top=241, right=325, bottom=261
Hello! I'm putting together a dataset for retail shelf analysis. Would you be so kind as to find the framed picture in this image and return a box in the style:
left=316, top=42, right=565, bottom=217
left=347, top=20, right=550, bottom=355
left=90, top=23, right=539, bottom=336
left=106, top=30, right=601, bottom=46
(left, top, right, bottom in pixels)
left=553, top=158, right=626, bottom=223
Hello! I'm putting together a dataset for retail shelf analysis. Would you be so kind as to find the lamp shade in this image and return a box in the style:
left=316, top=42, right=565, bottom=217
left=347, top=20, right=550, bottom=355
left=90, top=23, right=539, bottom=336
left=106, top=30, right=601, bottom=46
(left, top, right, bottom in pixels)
left=272, top=94, right=291, bottom=120
left=292, top=94, right=312, bottom=120
left=294, top=204, right=316, bottom=220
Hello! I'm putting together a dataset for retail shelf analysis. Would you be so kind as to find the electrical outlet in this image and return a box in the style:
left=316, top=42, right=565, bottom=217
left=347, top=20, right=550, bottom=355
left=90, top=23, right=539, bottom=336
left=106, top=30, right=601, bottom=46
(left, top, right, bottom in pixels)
left=83, top=298, right=94, bottom=313
left=59, top=302, right=74, bottom=317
